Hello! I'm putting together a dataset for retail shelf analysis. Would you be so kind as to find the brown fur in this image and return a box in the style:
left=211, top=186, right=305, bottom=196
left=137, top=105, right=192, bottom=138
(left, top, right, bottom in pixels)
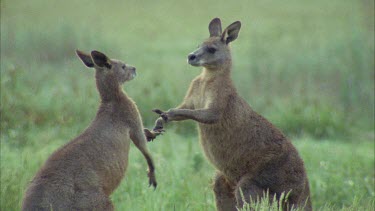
left=22, top=50, right=157, bottom=211
left=153, top=18, right=312, bottom=210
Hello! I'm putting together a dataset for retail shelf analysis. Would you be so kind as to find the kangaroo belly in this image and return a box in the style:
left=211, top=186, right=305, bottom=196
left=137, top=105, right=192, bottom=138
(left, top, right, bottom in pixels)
left=101, top=150, right=129, bottom=194
left=91, top=134, right=130, bottom=195
left=198, top=123, right=248, bottom=181
left=197, top=117, right=288, bottom=183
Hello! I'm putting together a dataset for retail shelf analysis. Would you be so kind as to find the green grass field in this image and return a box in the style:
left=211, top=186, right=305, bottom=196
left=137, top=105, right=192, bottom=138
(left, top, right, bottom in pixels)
left=1, top=0, right=374, bottom=210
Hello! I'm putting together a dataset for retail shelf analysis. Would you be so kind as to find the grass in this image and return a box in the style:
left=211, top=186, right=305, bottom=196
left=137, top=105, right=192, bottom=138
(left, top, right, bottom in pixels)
left=1, top=133, right=374, bottom=210
left=1, top=0, right=374, bottom=210
left=1, top=0, right=374, bottom=136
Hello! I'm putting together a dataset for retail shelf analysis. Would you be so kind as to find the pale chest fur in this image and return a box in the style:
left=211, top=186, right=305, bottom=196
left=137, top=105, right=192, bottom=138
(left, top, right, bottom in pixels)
left=191, top=79, right=213, bottom=109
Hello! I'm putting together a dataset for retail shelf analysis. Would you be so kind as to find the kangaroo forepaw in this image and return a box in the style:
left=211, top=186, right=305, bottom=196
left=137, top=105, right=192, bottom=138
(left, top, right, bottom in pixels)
left=152, top=108, right=169, bottom=121
left=152, top=124, right=164, bottom=132
left=144, top=128, right=164, bottom=142
left=148, top=172, right=157, bottom=189
left=152, top=109, right=164, bottom=115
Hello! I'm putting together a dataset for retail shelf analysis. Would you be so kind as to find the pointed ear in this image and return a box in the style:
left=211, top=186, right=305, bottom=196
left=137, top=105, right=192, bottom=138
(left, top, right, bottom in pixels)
left=91, top=50, right=112, bottom=69
left=76, top=50, right=94, bottom=68
left=208, top=17, right=222, bottom=37
left=221, top=21, right=241, bottom=44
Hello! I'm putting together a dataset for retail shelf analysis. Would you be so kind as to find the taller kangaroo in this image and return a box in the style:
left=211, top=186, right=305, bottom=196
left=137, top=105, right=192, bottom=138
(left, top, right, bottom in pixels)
left=153, top=18, right=312, bottom=211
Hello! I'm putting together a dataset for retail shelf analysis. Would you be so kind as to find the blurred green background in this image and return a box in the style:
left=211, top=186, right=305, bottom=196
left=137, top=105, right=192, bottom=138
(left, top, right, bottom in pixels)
left=1, top=0, right=374, bottom=210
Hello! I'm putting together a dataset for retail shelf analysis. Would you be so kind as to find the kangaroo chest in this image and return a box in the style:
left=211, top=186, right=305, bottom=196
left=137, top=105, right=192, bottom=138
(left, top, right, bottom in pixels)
left=192, top=80, right=215, bottom=109
left=94, top=124, right=131, bottom=194
left=198, top=123, right=242, bottom=179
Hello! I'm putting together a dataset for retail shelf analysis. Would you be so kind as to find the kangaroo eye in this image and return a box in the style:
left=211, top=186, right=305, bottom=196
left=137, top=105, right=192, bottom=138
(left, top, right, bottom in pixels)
left=122, top=65, right=126, bottom=69
left=207, top=47, right=217, bottom=54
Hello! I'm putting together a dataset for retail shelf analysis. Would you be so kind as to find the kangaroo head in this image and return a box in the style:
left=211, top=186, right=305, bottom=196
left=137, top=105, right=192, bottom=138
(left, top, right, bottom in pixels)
left=188, top=18, right=241, bottom=69
left=76, top=50, right=136, bottom=84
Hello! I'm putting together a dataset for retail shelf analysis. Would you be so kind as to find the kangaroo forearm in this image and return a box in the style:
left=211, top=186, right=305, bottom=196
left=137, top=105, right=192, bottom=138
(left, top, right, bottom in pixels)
left=169, top=113, right=191, bottom=121
left=153, top=115, right=187, bottom=131
left=173, top=108, right=220, bottom=124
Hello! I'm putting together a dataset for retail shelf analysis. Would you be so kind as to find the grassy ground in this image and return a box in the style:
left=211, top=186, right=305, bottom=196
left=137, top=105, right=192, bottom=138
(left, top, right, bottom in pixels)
left=1, top=0, right=374, bottom=210
left=1, top=133, right=374, bottom=210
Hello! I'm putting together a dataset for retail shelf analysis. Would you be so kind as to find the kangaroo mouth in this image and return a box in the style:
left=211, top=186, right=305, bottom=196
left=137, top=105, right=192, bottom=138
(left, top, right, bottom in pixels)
left=131, top=70, right=137, bottom=79
left=128, top=69, right=137, bottom=81
left=188, top=59, right=202, bottom=67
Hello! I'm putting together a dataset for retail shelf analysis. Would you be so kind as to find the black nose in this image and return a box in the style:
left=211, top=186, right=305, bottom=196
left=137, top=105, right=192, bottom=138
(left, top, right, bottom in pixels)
left=188, top=54, right=196, bottom=61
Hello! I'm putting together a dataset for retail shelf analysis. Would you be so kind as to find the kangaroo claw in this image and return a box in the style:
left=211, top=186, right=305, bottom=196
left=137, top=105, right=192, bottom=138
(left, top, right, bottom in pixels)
left=149, top=179, right=157, bottom=189
left=152, top=109, right=164, bottom=115
left=148, top=171, right=157, bottom=189
left=160, top=113, right=168, bottom=121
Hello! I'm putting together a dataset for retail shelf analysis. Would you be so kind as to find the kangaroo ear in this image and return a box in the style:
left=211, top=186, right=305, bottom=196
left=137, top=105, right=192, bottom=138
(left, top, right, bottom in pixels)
left=221, top=21, right=241, bottom=44
left=91, top=50, right=112, bottom=69
left=76, top=50, right=94, bottom=68
left=208, top=17, right=222, bottom=37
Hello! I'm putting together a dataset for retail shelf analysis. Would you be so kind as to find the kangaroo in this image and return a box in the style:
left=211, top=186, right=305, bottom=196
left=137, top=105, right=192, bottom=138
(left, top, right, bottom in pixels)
left=153, top=18, right=312, bottom=211
left=22, top=50, right=158, bottom=211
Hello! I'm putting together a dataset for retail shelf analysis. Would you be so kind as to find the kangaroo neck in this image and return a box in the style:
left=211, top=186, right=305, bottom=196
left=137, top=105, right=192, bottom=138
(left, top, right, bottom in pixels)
left=201, top=61, right=237, bottom=95
left=95, top=70, right=126, bottom=103
left=202, top=61, right=232, bottom=81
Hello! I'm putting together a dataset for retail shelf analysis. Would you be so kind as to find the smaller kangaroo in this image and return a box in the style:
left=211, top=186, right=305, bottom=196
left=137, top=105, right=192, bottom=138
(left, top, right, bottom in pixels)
left=22, top=50, right=158, bottom=211
left=153, top=18, right=312, bottom=210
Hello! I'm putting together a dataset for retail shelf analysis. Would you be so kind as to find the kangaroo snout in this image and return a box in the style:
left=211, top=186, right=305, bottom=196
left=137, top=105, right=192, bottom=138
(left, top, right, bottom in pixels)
left=188, top=53, right=196, bottom=61
left=188, top=53, right=200, bottom=66
left=130, top=67, right=137, bottom=78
